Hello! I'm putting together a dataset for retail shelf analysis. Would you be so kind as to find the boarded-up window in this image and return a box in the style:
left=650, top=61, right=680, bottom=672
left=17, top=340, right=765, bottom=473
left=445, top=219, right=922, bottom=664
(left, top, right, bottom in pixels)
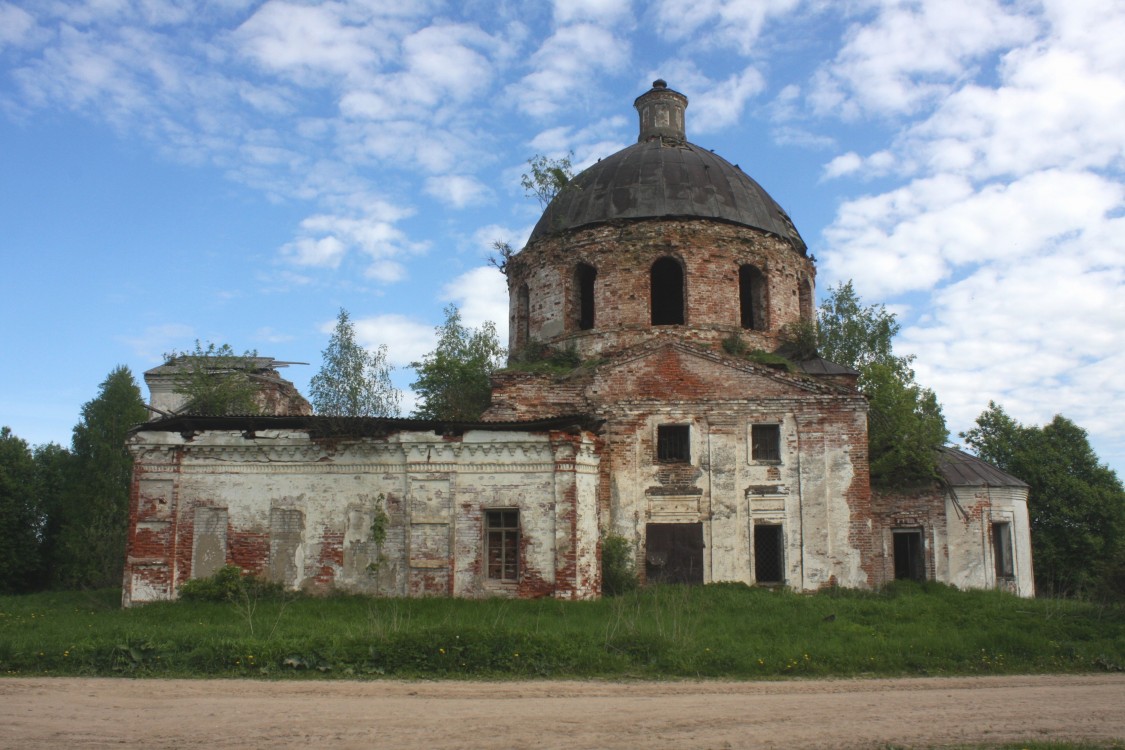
left=992, top=522, right=1014, bottom=579
left=269, top=508, right=304, bottom=585
left=486, top=509, right=519, bottom=581
left=754, top=524, right=784, bottom=584
left=751, top=424, right=781, bottom=462
left=651, top=257, right=684, bottom=325
left=191, top=507, right=228, bottom=579
left=645, top=523, right=704, bottom=584
left=657, top=424, right=690, bottom=463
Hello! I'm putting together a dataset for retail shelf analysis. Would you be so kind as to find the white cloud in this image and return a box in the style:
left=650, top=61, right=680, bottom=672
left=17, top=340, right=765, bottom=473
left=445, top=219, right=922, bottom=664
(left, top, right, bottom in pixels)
left=653, top=0, right=801, bottom=54
left=0, top=3, right=39, bottom=51
left=234, top=2, right=391, bottom=84
left=353, top=314, right=435, bottom=367
left=553, top=0, right=632, bottom=25
left=510, top=24, right=628, bottom=118
left=822, top=151, right=862, bottom=179
left=441, top=266, right=510, bottom=344
left=282, top=235, right=347, bottom=268
left=815, top=2, right=1125, bottom=472
left=809, top=0, right=1038, bottom=118
left=424, top=174, right=491, bottom=208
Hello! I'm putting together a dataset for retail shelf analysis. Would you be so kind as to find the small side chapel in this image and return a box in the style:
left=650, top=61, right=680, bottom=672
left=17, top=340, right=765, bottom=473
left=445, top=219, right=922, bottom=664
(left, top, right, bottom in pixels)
left=123, top=81, right=1034, bottom=606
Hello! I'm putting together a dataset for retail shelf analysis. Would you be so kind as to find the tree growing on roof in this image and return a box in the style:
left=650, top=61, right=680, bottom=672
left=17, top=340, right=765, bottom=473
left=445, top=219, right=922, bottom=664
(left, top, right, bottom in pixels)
left=165, top=341, right=262, bottom=416
left=410, top=305, right=505, bottom=421
left=521, top=151, right=575, bottom=208
left=817, top=281, right=948, bottom=488
left=309, top=308, right=401, bottom=417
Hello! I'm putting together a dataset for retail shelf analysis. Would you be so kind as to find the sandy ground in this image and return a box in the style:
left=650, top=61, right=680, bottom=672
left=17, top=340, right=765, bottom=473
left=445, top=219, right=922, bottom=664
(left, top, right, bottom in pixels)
left=2, top=674, right=1123, bottom=749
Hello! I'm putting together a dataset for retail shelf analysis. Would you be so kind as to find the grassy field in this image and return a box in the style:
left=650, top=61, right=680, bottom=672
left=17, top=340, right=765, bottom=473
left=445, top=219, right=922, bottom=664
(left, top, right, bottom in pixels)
left=1, top=581, right=1122, bottom=679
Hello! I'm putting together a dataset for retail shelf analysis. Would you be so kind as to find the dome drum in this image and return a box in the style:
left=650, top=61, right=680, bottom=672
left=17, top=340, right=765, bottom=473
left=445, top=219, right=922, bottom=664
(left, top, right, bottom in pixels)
left=507, top=219, right=815, bottom=359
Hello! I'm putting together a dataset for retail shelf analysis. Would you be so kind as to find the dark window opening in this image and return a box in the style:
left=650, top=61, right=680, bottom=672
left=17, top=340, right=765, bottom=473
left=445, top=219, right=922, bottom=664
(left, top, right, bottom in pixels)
left=657, top=424, right=690, bottom=463
left=798, top=277, right=814, bottom=322
left=645, top=523, right=704, bottom=584
left=739, top=265, right=767, bottom=331
left=516, top=284, right=530, bottom=350
left=754, top=524, right=784, bottom=584
left=893, top=530, right=925, bottom=582
left=751, top=424, right=781, bottom=462
left=992, top=522, right=1014, bottom=579
left=576, top=263, right=596, bottom=330
left=651, top=257, right=684, bottom=325
left=486, top=509, right=519, bottom=581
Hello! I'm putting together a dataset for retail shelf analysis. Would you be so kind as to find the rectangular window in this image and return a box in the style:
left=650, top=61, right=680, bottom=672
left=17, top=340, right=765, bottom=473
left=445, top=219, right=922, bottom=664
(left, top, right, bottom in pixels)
left=992, top=522, right=1014, bottom=579
left=754, top=524, right=784, bottom=584
left=751, top=424, right=781, bottom=462
left=657, top=424, right=690, bottom=462
left=486, top=509, right=519, bottom=581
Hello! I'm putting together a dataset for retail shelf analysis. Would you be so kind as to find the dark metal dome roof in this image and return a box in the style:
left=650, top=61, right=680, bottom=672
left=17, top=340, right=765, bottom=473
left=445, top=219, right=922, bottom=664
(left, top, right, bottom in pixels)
left=528, top=139, right=806, bottom=252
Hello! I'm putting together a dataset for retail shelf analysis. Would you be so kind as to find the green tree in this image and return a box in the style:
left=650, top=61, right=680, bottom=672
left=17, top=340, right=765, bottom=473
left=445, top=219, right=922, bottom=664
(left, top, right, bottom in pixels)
left=31, top=442, right=71, bottom=589
left=817, top=281, right=948, bottom=487
left=0, top=427, right=40, bottom=593
left=411, top=305, right=505, bottom=421
left=963, top=403, right=1125, bottom=597
left=166, top=341, right=261, bottom=415
left=521, top=152, right=575, bottom=208
left=309, top=308, right=401, bottom=417
left=54, top=366, right=148, bottom=589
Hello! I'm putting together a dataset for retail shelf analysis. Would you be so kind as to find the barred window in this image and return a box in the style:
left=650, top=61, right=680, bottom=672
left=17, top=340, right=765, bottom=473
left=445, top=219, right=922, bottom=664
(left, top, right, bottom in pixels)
left=751, top=424, right=781, bottom=462
left=657, top=424, right=690, bottom=463
left=486, top=509, right=519, bottom=581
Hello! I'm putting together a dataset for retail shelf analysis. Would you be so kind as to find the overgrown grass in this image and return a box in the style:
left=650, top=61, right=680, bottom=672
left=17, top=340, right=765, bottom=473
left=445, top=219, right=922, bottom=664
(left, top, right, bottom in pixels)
left=1, top=582, right=1122, bottom=679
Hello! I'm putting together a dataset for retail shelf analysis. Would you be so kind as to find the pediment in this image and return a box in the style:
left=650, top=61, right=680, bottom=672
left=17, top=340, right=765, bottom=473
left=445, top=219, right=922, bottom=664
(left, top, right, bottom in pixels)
left=587, top=339, right=854, bottom=402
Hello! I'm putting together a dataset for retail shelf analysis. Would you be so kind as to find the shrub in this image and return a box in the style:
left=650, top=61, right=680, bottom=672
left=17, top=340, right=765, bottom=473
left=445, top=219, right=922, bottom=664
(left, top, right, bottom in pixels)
left=178, top=565, right=287, bottom=603
left=602, top=534, right=638, bottom=596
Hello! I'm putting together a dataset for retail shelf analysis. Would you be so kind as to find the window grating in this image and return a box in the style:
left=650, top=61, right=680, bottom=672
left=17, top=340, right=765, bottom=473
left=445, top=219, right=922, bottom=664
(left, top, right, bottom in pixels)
left=486, top=509, right=519, bottom=581
left=657, top=424, right=690, bottom=462
left=751, top=424, right=781, bottom=462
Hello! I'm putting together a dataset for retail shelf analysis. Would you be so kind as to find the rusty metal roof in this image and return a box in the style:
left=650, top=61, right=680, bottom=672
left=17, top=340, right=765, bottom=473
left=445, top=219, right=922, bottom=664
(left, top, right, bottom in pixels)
left=528, top=138, right=806, bottom=253
left=936, top=447, right=1028, bottom=487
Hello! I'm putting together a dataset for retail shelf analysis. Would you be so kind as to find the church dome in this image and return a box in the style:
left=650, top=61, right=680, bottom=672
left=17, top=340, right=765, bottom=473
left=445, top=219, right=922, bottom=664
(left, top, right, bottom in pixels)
left=527, top=81, right=806, bottom=254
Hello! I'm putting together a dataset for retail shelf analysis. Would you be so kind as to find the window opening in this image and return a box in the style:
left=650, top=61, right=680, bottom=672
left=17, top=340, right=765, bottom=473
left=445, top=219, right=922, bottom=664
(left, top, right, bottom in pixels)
left=645, top=523, right=704, bottom=584
left=486, top=509, right=519, bottom=581
left=739, top=265, right=767, bottom=331
left=657, top=424, right=690, bottom=463
left=752, top=424, right=781, bottom=462
left=892, top=529, right=925, bottom=582
left=798, top=277, right=814, bottom=322
left=576, top=263, right=596, bottom=330
left=650, top=257, right=684, bottom=325
left=754, top=524, right=784, bottom=584
left=516, top=284, right=530, bottom=350
left=992, top=522, right=1014, bottom=579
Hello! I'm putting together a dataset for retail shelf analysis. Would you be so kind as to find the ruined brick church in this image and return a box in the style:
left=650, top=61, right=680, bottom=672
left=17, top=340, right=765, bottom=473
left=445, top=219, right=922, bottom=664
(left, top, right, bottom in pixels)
left=123, top=82, right=1034, bottom=605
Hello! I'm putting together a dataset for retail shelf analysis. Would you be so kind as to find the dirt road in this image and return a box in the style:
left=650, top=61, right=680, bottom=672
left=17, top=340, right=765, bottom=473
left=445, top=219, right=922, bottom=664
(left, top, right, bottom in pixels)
left=3, top=674, right=1123, bottom=749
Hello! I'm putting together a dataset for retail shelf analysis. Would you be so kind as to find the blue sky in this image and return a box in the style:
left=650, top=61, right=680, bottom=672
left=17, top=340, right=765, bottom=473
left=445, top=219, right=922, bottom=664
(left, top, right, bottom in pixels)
left=1, top=0, right=1123, bottom=476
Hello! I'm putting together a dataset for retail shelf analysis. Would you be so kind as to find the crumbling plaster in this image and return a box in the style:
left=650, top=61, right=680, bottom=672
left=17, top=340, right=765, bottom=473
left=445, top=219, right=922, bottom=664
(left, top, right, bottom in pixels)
left=124, top=426, right=599, bottom=605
